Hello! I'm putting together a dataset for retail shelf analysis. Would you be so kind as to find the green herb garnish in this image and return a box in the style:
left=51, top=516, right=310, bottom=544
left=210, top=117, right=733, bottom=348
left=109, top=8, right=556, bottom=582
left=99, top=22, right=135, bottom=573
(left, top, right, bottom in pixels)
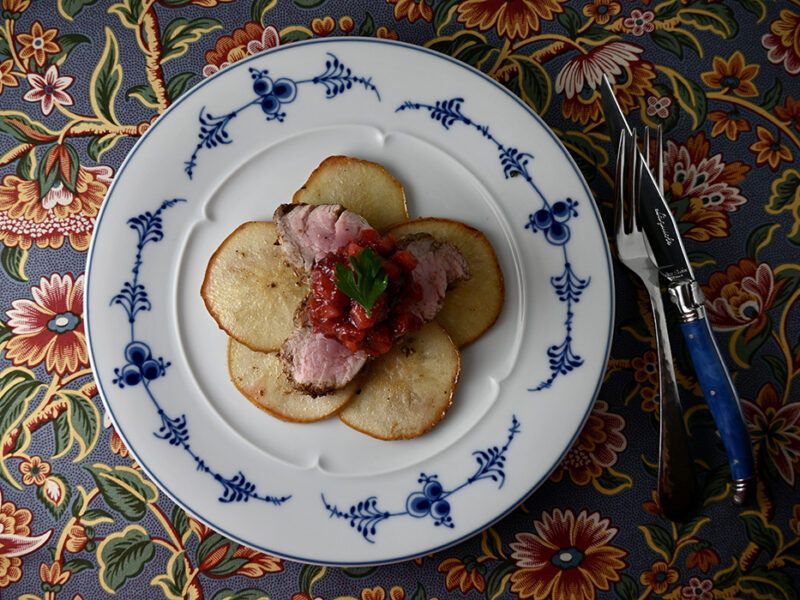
left=334, top=247, right=388, bottom=317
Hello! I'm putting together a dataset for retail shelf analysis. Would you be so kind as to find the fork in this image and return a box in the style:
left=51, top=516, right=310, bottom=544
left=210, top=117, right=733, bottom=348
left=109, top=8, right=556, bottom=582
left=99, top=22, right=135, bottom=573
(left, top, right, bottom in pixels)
left=614, top=129, right=697, bottom=521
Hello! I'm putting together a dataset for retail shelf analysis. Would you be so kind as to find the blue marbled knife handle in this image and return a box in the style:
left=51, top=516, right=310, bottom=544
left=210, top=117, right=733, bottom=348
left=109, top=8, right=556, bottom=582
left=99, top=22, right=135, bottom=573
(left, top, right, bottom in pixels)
left=679, top=316, right=755, bottom=498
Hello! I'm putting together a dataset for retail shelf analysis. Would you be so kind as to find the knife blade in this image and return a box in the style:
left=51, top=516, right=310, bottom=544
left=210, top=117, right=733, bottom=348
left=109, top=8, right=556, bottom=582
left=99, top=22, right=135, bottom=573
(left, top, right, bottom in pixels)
left=600, top=75, right=756, bottom=502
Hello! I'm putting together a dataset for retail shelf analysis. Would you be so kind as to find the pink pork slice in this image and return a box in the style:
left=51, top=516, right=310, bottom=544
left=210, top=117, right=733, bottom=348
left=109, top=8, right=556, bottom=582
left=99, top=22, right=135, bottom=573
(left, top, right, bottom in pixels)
left=274, top=203, right=372, bottom=273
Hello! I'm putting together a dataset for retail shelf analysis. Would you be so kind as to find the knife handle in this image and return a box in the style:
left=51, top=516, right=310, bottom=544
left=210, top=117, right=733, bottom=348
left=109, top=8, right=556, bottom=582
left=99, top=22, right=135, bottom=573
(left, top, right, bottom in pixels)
left=679, top=316, right=755, bottom=499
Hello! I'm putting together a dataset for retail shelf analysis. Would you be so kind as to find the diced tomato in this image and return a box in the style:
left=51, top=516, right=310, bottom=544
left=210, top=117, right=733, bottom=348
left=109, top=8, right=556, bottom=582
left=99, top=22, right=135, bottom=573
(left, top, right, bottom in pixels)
left=306, top=231, right=425, bottom=357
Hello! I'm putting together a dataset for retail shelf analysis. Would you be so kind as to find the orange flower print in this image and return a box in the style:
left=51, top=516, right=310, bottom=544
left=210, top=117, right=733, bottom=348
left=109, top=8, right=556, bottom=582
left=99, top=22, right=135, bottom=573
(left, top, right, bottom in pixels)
left=509, top=508, right=627, bottom=600
left=457, top=0, right=569, bottom=40
left=376, top=26, right=399, bottom=40
left=388, top=0, right=433, bottom=23
left=40, top=561, right=70, bottom=587
left=775, top=96, right=800, bottom=132
left=103, top=410, right=130, bottom=458
left=230, top=545, right=283, bottom=577
left=0, top=58, right=19, bottom=94
left=640, top=560, right=679, bottom=594
left=438, top=556, right=487, bottom=593
left=762, top=9, right=800, bottom=75
left=0, top=488, right=52, bottom=589
left=749, top=125, right=793, bottom=171
left=742, top=382, right=800, bottom=485
left=708, top=109, right=751, bottom=141
left=686, top=544, right=720, bottom=573
left=311, top=17, right=336, bottom=37
left=5, top=273, right=88, bottom=375
left=339, top=16, right=355, bottom=34
left=583, top=0, right=621, bottom=25
left=701, top=51, right=759, bottom=97
left=0, top=163, right=110, bottom=251
left=3, top=0, right=33, bottom=13
left=18, top=456, right=51, bottom=486
left=64, top=523, right=89, bottom=553
left=632, top=350, right=658, bottom=386
left=202, top=23, right=279, bottom=78
left=550, top=400, right=626, bottom=486
left=557, top=42, right=655, bottom=124
left=702, top=259, right=781, bottom=333
left=790, top=504, right=800, bottom=536
left=16, top=20, right=60, bottom=67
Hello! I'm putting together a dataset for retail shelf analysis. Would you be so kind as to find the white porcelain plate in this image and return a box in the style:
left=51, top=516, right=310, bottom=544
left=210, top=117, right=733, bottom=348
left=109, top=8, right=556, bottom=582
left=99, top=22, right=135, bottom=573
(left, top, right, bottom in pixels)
left=85, top=38, right=614, bottom=565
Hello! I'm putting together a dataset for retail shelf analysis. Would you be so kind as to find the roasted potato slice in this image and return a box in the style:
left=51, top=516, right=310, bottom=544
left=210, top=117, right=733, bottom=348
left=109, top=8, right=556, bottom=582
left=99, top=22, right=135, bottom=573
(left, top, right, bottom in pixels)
left=202, top=221, right=309, bottom=352
left=386, top=218, right=504, bottom=347
left=228, top=339, right=357, bottom=422
left=292, top=155, right=409, bottom=231
left=338, top=322, right=460, bottom=440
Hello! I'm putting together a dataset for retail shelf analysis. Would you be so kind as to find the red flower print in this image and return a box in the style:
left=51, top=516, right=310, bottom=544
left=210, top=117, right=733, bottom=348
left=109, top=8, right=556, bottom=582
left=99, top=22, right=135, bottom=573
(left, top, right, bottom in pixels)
left=742, top=382, right=800, bottom=485
left=16, top=20, right=60, bottom=67
left=202, top=23, right=279, bottom=78
left=438, top=556, right=487, bottom=593
left=0, top=58, right=19, bottom=94
left=762, top=9, right=800, bottom=75
left=646, top=94, right=672, bottom=119
left=663, top=132, right=749, bottom=219
left=550, top=400, right=626, bottom=486
left=749, top=126, right=794, bottom=171
left=5, top=273, right=88, bottom=375
left=557, top=42, right=655, bottom=124
left=640, top=560, right=679, bottom=594
left=23, top=64, right=74, bottom=116
left=457, top=0, right=569, bottom=40
left=509, top=508, right=627, bottom=600
left=18, top=456, right=51, bottom=486
left=681, top=576, right=714, bottom=600
left=0, top=488, right=53, bottom=589
left=388, top=0, right=433, bottom=24
left=702, top=259, right=781, bottom=332
left=623, top=9, right=655, bottom=36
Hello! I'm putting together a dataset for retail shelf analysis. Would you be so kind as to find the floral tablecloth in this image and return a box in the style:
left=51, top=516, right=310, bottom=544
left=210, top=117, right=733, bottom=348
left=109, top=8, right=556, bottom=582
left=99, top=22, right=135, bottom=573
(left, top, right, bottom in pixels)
left=1, top=0, right=799, bottom=599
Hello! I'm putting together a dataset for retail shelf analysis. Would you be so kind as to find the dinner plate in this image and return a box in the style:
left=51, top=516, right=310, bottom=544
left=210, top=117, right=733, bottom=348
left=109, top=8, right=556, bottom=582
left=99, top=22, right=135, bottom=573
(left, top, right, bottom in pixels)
left=85, top=38, right=614, bottom=565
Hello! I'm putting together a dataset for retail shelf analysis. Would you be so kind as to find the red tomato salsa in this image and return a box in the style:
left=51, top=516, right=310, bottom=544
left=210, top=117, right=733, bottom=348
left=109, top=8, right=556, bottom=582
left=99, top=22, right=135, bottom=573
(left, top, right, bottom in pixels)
left=306, top=229, right=424, bottom=356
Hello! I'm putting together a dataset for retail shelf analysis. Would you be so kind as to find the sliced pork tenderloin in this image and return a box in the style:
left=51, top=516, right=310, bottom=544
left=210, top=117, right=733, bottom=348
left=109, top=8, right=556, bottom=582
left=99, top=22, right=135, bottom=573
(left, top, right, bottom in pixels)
left=397, top=233, right=471, bottom=321
left=280, top=325, right=368, bottom=397
left=274, top=203, right=372, bottom=273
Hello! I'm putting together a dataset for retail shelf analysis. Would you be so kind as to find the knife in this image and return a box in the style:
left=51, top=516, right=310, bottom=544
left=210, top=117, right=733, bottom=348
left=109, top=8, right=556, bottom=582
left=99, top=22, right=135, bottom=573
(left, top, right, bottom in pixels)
left=600, top=75, right=755, bottom=504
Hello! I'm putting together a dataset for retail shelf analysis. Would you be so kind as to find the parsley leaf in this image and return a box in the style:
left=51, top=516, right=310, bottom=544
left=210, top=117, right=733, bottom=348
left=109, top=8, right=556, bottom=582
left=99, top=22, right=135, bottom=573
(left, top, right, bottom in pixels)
left=334, top=247, right=388, bottom=317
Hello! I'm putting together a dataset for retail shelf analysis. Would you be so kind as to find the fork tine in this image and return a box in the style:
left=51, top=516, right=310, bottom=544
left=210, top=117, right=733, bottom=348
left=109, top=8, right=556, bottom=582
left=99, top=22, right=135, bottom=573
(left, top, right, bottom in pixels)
left=642, top=127, right=650, bottom=171
left=626, top=129, right=639, bottom=234
left=655, top=125, right=664, bottom=192
left=613, top=135, right=626, bottom=237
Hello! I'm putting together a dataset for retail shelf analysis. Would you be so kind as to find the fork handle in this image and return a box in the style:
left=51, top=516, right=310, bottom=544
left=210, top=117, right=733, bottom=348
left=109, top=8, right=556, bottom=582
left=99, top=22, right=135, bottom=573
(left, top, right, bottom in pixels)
left=645, top=283, right=697, bottom=520
left=679, top=317, right=756, bottom=500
